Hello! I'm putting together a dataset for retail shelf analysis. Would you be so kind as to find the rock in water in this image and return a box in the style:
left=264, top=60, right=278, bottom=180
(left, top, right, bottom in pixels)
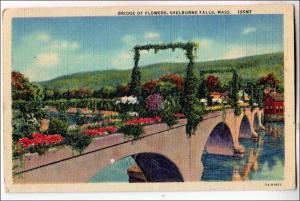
left=127, top=164, right=146, bottom=183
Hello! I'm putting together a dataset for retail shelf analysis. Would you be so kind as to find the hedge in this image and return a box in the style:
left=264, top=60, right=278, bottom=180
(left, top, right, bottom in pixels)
left=12, top=98, right=120, bottom=113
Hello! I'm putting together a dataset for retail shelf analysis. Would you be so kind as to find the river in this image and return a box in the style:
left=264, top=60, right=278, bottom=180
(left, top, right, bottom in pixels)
left=89, top=122, right=284, bottom=182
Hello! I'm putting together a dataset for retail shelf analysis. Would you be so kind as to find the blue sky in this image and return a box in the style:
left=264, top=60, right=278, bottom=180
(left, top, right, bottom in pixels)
left=12, top=15, right=283, bottom=81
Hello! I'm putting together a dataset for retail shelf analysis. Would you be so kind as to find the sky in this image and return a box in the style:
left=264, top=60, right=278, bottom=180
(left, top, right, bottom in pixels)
left=12, top=14, right=283, bottom=82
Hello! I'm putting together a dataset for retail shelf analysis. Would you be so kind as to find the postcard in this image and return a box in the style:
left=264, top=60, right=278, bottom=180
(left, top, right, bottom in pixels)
left=2, top=4, right=296, bottom=192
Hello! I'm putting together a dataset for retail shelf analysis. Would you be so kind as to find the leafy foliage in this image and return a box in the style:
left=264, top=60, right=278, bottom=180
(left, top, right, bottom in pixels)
left=204, top=75, right=221, bottom=92
left=182, top=42, right=201, bottom=136
left=258, top=72, right=280, bottom=89
left=48, top=118, right=68, bottom=137
left=118, top=124, right=144, bottom=140
left=65, top=129, right=93, bottom=154
left=230, top=70, right=241, bottom=116
left=12, top=71, right=44, bottom=101
left=198, top=72, right=209, bottom=99
left=159, top=73, right=184, bottom=92
left=129, top=47, right=142, bottom=96
left=160, top=98, right=179, bottom=128
left=127, top=42, right=201, bottom=135
left=12, top=110, right=40, bottom=141
left=142, top=80, right=160, bottom=96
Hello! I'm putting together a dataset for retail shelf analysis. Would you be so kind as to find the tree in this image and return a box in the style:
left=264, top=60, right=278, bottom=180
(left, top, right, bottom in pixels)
left=11, top=71, right=43, bottom=101
left=44, top=88, right=55, bottom=100
left=76, top=87, right=92, bottom=99
left=198, top=72, right=209, bottom=99
left=159, top=73, right=184, bottom=92
left=204, top=75, right=221, bottom=92
left=114, top=84, right=129, bottom=97
left=230, top=70, right=241, bottom=115
left=258, top=72, right=280, bottom=89
left=142, top=80, right=159, bottom=96
left=93, top=86, right=114, bottom=99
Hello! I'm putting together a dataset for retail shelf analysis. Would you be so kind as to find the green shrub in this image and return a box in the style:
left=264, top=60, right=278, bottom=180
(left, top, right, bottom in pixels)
left=65, top=129, right=93, bottom=154
left=92, top=113, right=104, bottom=122
left=160, top=98, right=179, bottom=127
left=48, top=118, right=68, bottom=136
left=12, top=109, right=39, bottom=141
left=74, top=112, right=90, bottom=125
left=118, top=124, right=144, bottom=140
left=160, top=111, right=177, bottom=128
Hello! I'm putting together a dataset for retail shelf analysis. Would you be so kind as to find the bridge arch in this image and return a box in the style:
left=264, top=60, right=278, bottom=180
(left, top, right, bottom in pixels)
left=253, top=112, right=260, bottom=130
left=88, top=152, right=184, bottom=182
left=204, top=122, right=234, bottom=156
left=239, top=115, right=252, bottom=139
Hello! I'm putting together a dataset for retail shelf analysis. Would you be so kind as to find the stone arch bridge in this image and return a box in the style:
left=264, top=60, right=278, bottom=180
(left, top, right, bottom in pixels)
left=14, top=108, right=265, bottom=183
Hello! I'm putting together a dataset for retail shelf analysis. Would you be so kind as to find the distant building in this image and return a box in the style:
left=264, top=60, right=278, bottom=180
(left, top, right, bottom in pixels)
left=264, top=92, right=284, bottom=114
left=210, top=92, right=221, bottom=99
left=264, top=92, right=284, bottom=121
left=209, top=92, right=222, bottom=105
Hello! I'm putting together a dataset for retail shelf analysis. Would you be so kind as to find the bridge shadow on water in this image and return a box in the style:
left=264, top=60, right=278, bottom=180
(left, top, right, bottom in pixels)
left=89, top=152, right=184, bottom=183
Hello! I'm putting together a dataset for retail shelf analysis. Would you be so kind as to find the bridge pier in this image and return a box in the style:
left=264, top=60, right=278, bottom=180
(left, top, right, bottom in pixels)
left=258, top=110, right=266, bottom=130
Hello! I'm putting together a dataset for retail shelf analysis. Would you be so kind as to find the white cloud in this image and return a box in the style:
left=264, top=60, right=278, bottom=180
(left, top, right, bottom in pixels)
left=35, top=52, right=59, bottom=66
left=223, top=46, right=246, bottom=59
left=242, top=27, right=257, bottom=35
left=36, top=33, right=51, bottom=43
left=50, top=40, right=80, bottom=50
left=144, top=32, right=160, bottom=40
left=174, top=37, right=187, bottom=42
left=122, top=35, right=136, bottom=45
left=111, top=52, right=132, bottom=68
left=222, top=43, right=281, bottom=60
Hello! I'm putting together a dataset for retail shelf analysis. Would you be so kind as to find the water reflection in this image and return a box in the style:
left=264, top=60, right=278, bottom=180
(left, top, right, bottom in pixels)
left=89, top=157, right=136, bottom=182
left=232, top=148, right=259, bottom=181
left=202, top=122, right=284, bottom=181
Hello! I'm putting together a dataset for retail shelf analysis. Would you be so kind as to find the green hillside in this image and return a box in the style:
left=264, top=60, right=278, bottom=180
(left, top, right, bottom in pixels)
left=37, top=52, right=283, bottom=91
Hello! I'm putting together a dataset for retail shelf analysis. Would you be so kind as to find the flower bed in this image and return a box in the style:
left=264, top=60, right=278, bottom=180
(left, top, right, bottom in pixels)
left=82, top=126, right=118, bottom=137
left=13, top=92, right=187, bottom=157
left=124, top=117, right=161, bottom=125
left=17, top=133, right=64, bottom=148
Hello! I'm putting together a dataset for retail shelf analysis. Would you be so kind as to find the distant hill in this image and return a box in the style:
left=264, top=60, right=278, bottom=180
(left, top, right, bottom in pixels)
left=37, top=52, right=283, bottom=91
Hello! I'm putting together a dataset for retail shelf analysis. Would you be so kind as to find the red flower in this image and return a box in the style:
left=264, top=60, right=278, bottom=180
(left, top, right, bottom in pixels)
left=125, top=117, right=161, bottom=125
left=83, top=126, right=118, bottom=137
left=17, top=133, right=64, bottom=148
left=17, top=137, right=34, bottom=148
left=175, top=113, right=185, bottom=118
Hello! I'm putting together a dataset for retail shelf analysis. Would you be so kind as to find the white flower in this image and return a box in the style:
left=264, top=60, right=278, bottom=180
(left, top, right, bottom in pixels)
left=212, top=98, right=222, bottom=104
left=68, top=124, right=78, bottom=130
left=200, top=98, right=207, bottom=103
left=238, top=100, right=243, bottom=103
left=115, top=100, right=121, bottom=104
left=128, top=111, right=139, bottom=117
left=118, top=96, right=139, bottom=105
left=253, top=103, right=258, bottom=106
